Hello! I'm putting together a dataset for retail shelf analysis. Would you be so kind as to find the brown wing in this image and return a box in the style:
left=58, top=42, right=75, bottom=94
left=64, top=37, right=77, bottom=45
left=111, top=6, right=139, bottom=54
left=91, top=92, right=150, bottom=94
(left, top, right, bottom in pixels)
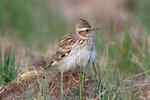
left=48, top=33, right=78, bottom=68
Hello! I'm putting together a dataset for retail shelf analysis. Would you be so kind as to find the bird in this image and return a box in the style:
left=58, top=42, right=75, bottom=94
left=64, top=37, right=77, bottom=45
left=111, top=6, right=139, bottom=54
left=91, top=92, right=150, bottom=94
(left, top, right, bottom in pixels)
left=47, top=19, right=99, bottom=82
left=0, top=19, right=99, bottom=99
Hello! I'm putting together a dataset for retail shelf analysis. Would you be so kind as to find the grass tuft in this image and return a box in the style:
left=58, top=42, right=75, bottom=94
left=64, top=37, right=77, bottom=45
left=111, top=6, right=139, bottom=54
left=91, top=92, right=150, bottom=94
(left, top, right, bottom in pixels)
left=0, top=47, right=20, bottom=85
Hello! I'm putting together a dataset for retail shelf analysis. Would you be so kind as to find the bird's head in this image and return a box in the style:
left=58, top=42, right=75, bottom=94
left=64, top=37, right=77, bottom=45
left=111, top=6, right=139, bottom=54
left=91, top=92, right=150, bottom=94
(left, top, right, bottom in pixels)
left=76, top=19, right=100, bottom=39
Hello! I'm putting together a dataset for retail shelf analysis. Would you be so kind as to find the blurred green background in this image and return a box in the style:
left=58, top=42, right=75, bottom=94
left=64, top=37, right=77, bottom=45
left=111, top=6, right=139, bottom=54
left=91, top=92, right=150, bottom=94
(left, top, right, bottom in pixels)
left=0, top=0, right=69, bottom=51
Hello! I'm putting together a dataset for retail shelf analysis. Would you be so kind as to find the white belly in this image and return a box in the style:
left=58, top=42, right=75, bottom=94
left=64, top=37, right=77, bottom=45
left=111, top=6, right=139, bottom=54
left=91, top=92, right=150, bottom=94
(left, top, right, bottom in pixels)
left=58, top=45, right=97, bottom=71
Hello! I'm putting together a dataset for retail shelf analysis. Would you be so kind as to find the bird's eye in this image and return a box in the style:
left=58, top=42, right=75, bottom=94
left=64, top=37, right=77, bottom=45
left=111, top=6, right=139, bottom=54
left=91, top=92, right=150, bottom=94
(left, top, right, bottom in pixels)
left=85, top=29, right=89, bottom=32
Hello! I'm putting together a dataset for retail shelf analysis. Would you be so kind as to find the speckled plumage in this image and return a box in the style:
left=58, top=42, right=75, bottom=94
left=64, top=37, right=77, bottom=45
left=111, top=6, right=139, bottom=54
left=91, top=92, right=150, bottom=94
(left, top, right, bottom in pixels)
left=48, top=19, right=98, bottom=71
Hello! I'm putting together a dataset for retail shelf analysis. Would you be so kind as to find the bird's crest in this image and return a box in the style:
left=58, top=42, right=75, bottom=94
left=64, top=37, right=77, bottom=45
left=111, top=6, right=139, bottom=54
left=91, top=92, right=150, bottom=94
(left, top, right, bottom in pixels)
left=76, top=19, right=92, bottom=30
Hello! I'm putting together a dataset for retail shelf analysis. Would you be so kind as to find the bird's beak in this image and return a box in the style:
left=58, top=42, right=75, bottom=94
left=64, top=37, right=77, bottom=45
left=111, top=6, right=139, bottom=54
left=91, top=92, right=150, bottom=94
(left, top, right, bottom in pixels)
left=91, top=27, right=100, bottom=32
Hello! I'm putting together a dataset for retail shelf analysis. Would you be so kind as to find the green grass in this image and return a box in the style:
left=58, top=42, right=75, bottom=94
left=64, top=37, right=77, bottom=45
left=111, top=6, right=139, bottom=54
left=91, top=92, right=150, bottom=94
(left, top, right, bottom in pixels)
left=0, top=47, right=20, bottom=85
left=79, top=67, right=84, bottom=100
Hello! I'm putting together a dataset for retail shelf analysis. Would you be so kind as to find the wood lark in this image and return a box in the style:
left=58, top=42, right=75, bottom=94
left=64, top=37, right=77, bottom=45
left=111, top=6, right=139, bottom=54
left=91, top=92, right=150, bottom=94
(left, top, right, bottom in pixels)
left=0, top=19, right=100, bottom=99
left=47, top=19, right=99, bottom=81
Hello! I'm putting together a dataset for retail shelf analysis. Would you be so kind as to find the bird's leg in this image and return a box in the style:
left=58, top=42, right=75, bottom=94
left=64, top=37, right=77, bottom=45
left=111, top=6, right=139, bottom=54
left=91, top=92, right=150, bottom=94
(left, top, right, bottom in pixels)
left=46, top=76, right=51, bottom=93
left=69, top=71, right=79, bottom=83
left=78, top=67, right=86, bottom=81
